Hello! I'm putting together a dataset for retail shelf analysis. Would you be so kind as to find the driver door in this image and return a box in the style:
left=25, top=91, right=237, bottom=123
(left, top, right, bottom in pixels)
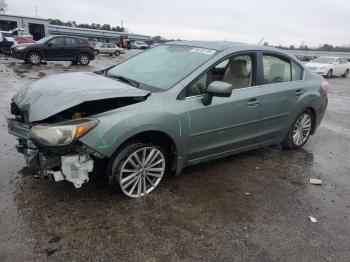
left=43, top=37, right=66, bottom=60
left=180, top=53, right=262, bottom=164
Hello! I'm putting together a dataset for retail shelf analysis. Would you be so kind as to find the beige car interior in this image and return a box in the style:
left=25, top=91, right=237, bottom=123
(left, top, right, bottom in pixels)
left=188, top=55, right=252, bottom=96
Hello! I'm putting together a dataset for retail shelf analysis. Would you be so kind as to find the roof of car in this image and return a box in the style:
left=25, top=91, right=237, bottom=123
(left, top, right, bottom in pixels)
left=165, top=40, right=283, bottom=53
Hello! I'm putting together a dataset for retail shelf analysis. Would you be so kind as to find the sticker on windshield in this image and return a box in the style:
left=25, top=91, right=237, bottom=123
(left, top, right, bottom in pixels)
left=190, top=48, right=216, bottom=55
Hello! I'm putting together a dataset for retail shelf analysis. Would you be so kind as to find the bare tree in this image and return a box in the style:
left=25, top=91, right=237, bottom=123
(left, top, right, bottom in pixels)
left=0, top=0, right=8, bottom=13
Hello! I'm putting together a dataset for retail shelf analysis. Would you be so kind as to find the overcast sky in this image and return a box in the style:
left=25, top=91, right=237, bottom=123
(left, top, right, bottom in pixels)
left=6, top=0, right=350, bottom=47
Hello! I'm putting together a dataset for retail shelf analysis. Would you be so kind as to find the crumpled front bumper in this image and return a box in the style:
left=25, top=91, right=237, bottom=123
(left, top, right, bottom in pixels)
left=7, top=118, right=94, bottom=188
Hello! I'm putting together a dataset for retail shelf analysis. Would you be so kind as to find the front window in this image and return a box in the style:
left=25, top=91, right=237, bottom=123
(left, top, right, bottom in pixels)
left=312, top=57, right=335, bottom=64
left=106, top=45, right=216, bottom=90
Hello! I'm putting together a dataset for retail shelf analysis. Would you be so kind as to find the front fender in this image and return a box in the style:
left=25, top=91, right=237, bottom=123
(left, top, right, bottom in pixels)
left=79, top=110, right=183, bottom=158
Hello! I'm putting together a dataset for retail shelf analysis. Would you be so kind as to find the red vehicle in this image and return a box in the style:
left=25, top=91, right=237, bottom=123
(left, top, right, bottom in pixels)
left=11, top=28, right=35, bottom=44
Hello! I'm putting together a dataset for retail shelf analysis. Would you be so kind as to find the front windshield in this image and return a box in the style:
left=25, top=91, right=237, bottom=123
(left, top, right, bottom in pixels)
left=312, top=57, right=335, bottom=64
left=36, top=36, right=54, bottom=44
left=106, top=45, right=217, bottom=90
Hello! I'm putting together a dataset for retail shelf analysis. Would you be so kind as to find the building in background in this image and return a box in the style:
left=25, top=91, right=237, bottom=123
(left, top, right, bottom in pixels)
left=0, top=14, right=48, bottom=40
left=0, top=14, right=150, bottom=43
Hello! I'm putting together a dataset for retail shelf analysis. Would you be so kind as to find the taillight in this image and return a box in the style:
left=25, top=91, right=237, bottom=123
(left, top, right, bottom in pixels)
left=321, top=81, right=329, bottom=95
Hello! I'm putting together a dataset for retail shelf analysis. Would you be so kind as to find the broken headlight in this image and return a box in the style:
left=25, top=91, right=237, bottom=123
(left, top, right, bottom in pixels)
left=30, top=119, right=99, bottom=146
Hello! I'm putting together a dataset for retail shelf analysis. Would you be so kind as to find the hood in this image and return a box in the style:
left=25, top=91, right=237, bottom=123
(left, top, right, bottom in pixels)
left=305, top=63, right=331, bottom=68
left=13, top=72, right=150, bottom=122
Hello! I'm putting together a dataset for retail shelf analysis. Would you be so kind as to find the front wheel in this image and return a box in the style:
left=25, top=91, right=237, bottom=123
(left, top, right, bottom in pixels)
left=326, top=69, right=333, bottom=78
left=282, top=110, right=313, bottom=149
left=78, top=54, right=90, bottom=66
left=343, top=69, right=349, bottom=78
left=108, top=143, right=166, bottom=198
left=114, top=50, right=120, bottom=56
left=27, top=51, right=42, bottom=65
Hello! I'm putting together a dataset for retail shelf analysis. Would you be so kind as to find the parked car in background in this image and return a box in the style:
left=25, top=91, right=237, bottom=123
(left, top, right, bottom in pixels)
left=14, top=31, right=35, bottom=45
left=94, top=43, right=125, bottom=56
left=7, top=41, right=328, bottom=198
left=11, top=35, right=95, bottom=65
left=130, top=40, right=149, bottom=49
left=0, top=31, right=16, bottom=54
left=305, top=56, right=349, bottom=78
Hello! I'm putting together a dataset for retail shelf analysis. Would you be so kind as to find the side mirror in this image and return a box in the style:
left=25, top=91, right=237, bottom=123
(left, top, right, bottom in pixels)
left=201, top=81, right=233, bottom=106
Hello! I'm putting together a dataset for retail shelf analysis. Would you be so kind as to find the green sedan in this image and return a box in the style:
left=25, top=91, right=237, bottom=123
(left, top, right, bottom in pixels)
left=7, top=41, right=328, bottom=198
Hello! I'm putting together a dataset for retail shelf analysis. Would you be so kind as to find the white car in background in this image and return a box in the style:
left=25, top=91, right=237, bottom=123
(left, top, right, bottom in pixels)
left=306, top=56, right=349, bottom=78
left=94, top=43, right=125, bottom=56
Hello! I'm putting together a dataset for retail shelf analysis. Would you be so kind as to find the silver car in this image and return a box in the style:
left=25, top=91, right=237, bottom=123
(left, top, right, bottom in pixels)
left=95, top=43, right=125, bottom=56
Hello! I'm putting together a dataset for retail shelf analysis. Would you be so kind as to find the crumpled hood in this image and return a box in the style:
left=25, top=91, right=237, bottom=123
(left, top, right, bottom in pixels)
left=13, top=72, right=150, bottom=122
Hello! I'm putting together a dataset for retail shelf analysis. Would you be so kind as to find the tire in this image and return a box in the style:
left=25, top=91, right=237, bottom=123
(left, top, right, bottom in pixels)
left=282, top=109, right=314, bottom=149
left=108, top=142, right=167, bottom=198
left=78, top=53, right=90, bottom=66
left=326, top=69, right=333, bottom=78
left=27, top=51, right=42, bottom=65
left=114, top=50, right=120, bottom=56
left=343, top=69, right=349, bottom=78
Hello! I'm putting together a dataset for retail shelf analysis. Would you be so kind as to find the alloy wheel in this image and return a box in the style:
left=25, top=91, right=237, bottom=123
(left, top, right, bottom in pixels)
left=79, top=55, right=89, bottom=65
left=119, top=147, right=165, bottom=198
left=292, top=113, right=312, bottom=146
left=29, top=53, right=41, bottom=64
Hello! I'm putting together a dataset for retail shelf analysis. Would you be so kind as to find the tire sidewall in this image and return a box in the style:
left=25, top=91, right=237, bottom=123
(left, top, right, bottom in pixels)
left=344, top=69, right=349, bottom=78
left=327, top=70, right=333, bottom=78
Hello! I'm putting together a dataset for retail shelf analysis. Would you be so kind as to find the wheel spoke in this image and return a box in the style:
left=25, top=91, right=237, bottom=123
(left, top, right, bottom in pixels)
left=137, top=176, right=142, bottom=197
left=146, top=172, right=162, bottom=178
left=128, top=177, right=139, bottom=195
left=121, top=172, right=138, bottom=185
left=133, top=152, right=142, bottom=165
left=144, top=148, right=156, bottom=166
left=148, top=158, right=164, bottom=168
left=143, top=176, right=147, bottom=195
left=145, top=175, right=155, bottom=187
left=146, top=167, right=164, bottom=173
left=123, top=175, right=138, bottom=188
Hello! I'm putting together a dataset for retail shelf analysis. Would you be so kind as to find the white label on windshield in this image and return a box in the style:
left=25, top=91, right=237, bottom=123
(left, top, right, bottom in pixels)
left=190, top=48, right=216, bottom=55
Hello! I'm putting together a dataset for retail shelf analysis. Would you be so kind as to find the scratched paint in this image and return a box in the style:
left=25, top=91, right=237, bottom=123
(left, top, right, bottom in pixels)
left=98, top=130, right=117, bottom=149
left=187, top=112, right=191, bottom=128
left=177, top=118, right=182, bottom=137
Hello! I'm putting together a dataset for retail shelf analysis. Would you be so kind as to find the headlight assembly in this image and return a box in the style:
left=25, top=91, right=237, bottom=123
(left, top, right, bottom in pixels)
left=15, top=45, right=27, bottom=50
left=30, top=119, right=99, bottom=146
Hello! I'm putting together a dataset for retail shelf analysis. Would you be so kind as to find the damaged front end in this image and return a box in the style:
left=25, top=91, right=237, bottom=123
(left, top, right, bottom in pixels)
left=7, top=115, right=99, bottom=188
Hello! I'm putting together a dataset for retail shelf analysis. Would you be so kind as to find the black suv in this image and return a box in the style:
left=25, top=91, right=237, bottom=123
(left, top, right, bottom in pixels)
left=11, top=35, right=95, bottom=65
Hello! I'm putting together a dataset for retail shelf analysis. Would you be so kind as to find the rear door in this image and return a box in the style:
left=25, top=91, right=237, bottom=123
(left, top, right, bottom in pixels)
left=64, top=37, right=80, bottom=60
left=256, top=52, right=304, bottom=143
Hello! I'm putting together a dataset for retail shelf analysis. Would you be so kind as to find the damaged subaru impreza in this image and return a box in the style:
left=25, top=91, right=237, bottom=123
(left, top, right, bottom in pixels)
left=7, top=41, right=328, bottom=198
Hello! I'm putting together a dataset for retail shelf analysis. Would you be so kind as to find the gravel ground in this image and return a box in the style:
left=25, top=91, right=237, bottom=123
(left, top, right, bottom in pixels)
left=0, top=51, right=349, bottom=262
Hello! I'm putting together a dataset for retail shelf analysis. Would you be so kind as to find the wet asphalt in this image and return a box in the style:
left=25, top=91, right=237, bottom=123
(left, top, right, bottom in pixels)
left=0, top=51, right=349, bottom=262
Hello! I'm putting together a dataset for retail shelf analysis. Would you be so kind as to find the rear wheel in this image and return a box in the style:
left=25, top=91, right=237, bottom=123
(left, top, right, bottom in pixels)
left=78, top=53, right=90, bottom=66
left=27, top=51, right=42, bottom=65
left=114, top=50, right=121, bottom=56
left=282, top=110, right=313, bottom=149
left=343, top=69, right=349, bottom=78
left=108, top=143, right=166, bottom=198
left=326, top=69, right=333, bottom=78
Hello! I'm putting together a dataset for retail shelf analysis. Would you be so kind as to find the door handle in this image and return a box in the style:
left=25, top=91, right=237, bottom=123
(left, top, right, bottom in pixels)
left=246, top=98, right=260, bottom=107
left=295, top=89, right=305, bottom=96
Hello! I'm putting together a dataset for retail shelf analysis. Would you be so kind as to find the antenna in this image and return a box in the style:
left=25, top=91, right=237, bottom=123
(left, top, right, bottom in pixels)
left=258, top=37, right=264, bottom=46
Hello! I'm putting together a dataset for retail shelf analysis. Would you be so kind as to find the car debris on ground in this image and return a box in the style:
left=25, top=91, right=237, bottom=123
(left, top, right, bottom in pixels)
left=310, top=178, right=323, bottom=185
left=308, top=216, right=318, bottom=223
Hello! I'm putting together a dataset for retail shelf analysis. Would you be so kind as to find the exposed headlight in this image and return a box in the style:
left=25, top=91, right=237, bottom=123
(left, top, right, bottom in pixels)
left=30, top=119, right=99, bottom=146
left=15, top=45, right=27, bottom=50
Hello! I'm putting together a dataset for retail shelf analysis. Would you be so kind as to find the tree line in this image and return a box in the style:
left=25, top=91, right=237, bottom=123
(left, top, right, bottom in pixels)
left=48, top=18, right=125, bottom=32
left=264, top=42, right=350, bottom=52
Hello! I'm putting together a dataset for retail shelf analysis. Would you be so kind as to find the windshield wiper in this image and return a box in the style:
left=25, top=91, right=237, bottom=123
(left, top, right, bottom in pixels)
left=107, top=74, right=140, bottom=87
